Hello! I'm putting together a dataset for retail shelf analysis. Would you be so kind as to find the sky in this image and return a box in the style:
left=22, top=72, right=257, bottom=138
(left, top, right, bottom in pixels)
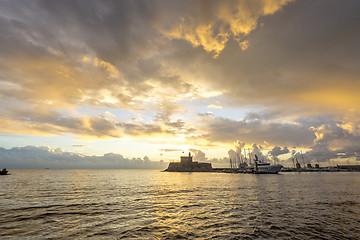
left=0, top=0, right=360, bottom=168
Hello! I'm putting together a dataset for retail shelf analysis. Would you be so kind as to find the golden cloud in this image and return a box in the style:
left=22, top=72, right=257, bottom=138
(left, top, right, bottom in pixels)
left=160, top=0, right=293, bottom=56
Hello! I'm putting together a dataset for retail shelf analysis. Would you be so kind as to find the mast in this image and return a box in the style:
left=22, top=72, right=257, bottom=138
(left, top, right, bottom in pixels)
left=301, top=150, right=306, bottom=168
left=295, top=155, right=301, bottom=170
left=234, top=154, right=238, bottom=169
left=244, top=149, right=247, bottom=164
left=292, top=158, right=295, bottom=168
left=254, top=155, right=259, bottom=173
left=248, top=148, right=252, bottom=165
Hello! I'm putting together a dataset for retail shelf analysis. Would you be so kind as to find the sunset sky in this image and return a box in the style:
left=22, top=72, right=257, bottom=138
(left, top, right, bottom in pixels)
left=1, top=0, right=360, bottom=168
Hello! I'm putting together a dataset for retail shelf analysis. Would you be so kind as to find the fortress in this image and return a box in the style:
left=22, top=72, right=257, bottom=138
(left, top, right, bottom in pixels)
left=164, top=152, right=213, bottom=172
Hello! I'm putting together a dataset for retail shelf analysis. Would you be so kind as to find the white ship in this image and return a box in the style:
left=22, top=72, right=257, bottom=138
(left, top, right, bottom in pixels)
left=247, top=155, right=283, bottom=174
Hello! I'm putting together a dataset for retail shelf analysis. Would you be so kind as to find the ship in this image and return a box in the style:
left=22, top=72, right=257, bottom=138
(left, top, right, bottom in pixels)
left=246, top=155, right=283, bottom=174
left=164, top=152, right=213, bottom=172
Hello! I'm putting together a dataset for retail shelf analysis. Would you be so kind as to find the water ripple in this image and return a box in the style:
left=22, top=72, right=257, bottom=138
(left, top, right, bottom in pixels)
left=0, top=170, right=359, bottom=239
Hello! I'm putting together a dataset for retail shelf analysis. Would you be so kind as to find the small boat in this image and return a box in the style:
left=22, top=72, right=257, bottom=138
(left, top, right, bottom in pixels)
left=0, top=168, right=9, bottom=175
left=247, top=155, right=283, bottom=174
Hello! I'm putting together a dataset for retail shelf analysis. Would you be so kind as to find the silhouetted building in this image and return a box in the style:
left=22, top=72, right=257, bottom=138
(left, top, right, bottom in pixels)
left=180, top=152, right=193, bottom=164
left=165, top=152, right=213, bottom=172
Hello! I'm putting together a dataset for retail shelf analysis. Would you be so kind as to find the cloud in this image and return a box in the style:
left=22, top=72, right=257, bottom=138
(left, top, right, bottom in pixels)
left=0, top=0, right=359, bottom=162
left=304, top=122, right=360, bottom=163
left=217, top=0, right=360, bottom=113
left=189, top=148, right=207, bottom=162
left=117, top=122, right=162, bottom=137
left=152, top=0, right=360, bottom=118
left=0, top=96, right=198, bottom=141
left=208, top=104, right=223, bottom=109
left=0, top=146, right=167, bottom=169
left=0, top=0, right=196, bottom=118
left=269, top=146, right=290, bottom=157
left=0, top=104, right=186, bottom=140
left=193, top=114, right=316, bottom=147
left=227, top=141, right=246, bottom=160
left=0, top=0, right=294, bottom=116
left=226, top=142, right=281, bottom=165
left=159, top=149, right=182, bottom=152
left=0, top=106, right=121, bottom=138
left=159, top=0, right=293, bottom=56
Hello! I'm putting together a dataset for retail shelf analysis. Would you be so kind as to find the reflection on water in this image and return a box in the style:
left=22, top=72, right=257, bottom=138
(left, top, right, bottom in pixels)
left=1, top=170, right=359, bottom=239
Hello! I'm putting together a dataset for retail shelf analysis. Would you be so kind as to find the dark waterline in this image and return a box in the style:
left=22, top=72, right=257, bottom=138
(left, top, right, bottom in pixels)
left=1, top=170, right=359, bottom=239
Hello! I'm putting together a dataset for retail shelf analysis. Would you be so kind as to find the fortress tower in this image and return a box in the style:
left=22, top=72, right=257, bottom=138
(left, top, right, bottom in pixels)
left=180, top=152, right=193, bottom=164
left=165, top=152, right=213, bottom=172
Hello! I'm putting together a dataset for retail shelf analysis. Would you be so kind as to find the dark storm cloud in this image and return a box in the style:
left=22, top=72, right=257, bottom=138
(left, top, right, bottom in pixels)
left=213, top=0, right=360, bottom=111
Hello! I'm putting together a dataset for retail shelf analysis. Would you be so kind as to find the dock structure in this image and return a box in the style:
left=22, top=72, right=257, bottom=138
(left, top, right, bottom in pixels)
left=336, top=165, right=360, bottom=171
left=280, top=164, right=360, bottom=172
left=164, top=153, right=282, bottom=174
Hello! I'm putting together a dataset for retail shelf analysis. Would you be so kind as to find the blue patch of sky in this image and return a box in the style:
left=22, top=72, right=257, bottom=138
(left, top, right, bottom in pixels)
left=77, top=104, right=139, bottom=121
left=137, top=110, right=158, bottom=123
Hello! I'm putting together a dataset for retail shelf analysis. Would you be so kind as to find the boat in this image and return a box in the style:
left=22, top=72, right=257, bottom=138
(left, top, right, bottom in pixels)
left=247, top=155, right=283, bottom=174
left=0, top=168, right=9, bottom=175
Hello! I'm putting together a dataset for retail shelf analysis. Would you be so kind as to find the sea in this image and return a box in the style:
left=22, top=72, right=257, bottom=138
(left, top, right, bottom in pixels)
left=0, top=170, right=359, bottom=239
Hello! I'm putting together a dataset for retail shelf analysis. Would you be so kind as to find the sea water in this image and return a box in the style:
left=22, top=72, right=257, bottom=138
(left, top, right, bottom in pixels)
left=1, top=169, right=359, bottom=239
